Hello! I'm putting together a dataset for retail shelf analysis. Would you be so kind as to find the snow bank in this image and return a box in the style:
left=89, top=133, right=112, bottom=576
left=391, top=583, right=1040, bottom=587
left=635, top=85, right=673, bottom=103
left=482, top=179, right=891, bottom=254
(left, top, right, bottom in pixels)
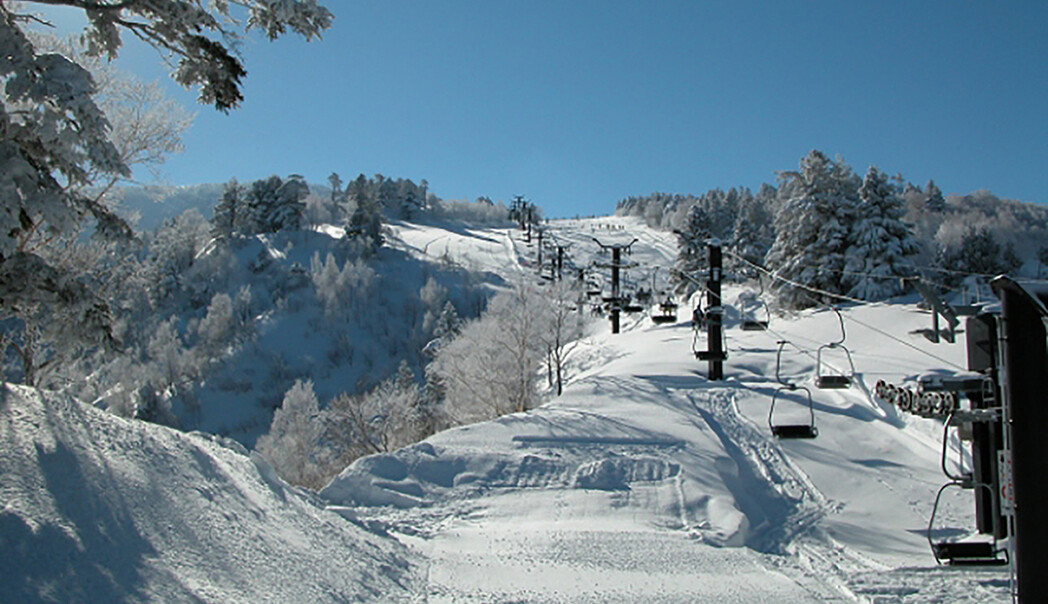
left=0, top=385, right=417, bottom=603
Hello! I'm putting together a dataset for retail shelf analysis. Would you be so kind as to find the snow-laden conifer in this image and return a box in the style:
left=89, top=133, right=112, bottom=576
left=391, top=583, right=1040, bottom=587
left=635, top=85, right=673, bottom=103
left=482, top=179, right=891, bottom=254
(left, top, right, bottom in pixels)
left=765, top=150, right=859, bottom=307
left=843, top=167, right=921, bottom=300
left=672, top=204, right=712, bottom=297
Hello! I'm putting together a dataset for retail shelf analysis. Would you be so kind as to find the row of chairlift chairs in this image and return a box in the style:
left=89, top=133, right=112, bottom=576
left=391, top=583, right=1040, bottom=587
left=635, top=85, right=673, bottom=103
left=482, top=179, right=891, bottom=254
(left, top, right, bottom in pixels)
left=589, top=269, right=856, bottom=442
left=693, top=288, right=857, bottom=440
left=584, top=272, right=680, bottom=324
left=700, top=280, right=1005, bottom=566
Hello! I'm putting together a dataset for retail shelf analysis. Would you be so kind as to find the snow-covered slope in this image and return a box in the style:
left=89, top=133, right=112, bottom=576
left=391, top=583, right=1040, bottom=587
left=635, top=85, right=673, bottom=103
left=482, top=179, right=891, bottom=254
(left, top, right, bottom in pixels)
left=0, top=385, right=417, bottom=603
left=321, top=217, right=1010, bottom=602
left=169, top=226, right=492, bottom=445
left=2, top=216, right=1012, bottom=602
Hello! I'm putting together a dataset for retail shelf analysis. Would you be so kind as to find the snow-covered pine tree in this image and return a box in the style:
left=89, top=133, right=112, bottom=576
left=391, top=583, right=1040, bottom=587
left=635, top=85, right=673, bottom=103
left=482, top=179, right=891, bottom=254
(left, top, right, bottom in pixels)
left=394, top=360, right=439, bottom=443
left=931, top=226, right=1014, bottom=288
left=243, top=175, right=307, bottom=234
left=196, top=292, right=236, bottom=358
left=147, top=209, right=211, bottom=304
left=244, top=176, right=280, bottom=234
left=925, top=179, right=946, bottom=212
left=843, top=167, right=921, bottom=300
left=728, top=187, right=774, bottom=276
left=0, top=2, right=331, bottom=375
left=344, top=174, right=384, bottom=253
left=765, top=150, right=859, bottom=308
left=328, top=172, right=344, bottom=206
left=211, top=179, right=245, bottom=240
left=952, top=228, right=1008, bottom=276
left=672, top=204, right=713, bottom=297
left=269, top=174, right=309, bottom=232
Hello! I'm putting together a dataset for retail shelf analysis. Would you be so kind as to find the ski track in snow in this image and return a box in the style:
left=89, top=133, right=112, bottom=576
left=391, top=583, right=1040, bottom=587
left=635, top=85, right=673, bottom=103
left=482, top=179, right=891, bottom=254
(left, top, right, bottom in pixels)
left=327, top=216, right=1011, bottom=603
left=3, top=216, right=1014, bottom=602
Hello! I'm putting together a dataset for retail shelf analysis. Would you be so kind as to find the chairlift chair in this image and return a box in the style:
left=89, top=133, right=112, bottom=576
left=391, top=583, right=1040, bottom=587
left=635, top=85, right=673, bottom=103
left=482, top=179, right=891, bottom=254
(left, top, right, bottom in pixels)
left=651, top=297, right=679, bottom=325
left=692, top=309, right=727, bottom=361
left=816, top=307, right=856, bottom=389
left=741, top=298, right=770, bottom=331
left=928, top=480, right=1008, bottom=566
left=768, top=340, right=818, bottom=439
left=926, top=408, right=1008, bottom=566
left=623, top=294, right=645, bottom=313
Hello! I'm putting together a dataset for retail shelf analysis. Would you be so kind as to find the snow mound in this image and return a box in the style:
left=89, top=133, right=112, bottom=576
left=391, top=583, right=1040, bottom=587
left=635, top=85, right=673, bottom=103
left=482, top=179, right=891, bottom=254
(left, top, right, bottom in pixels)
left=0, top=385, right=417, bottom=603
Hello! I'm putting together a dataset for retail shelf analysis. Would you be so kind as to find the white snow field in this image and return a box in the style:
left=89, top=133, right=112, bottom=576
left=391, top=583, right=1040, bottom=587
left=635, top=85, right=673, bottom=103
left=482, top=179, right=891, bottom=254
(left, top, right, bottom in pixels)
left=0, top=386, right=418, bottom=603
left=324, top=217, right=1011, bottom=602
left=0, top=216, right=1012, bottom=602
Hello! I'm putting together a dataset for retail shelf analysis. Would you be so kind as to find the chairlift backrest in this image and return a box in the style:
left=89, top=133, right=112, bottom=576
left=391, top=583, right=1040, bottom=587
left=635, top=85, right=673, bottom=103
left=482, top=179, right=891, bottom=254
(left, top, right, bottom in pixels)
left=815, top=307, right=856, bottom=389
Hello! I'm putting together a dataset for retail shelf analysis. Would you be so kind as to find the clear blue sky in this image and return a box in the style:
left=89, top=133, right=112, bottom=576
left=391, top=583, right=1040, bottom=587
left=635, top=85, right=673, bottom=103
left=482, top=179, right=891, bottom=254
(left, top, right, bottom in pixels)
left=39, top=1, right=1048, bottom=217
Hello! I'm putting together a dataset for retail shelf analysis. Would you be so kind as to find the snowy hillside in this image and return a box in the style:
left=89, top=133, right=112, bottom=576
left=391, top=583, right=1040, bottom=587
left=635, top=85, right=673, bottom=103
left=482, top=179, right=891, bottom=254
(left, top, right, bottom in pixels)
left=2, top=216, right=1012, bottom=602
left=0, top=385, right=417, bottom=603
left=152, top=225, right=493, bottom=445
left=321, top=216, right=1011, bottom=601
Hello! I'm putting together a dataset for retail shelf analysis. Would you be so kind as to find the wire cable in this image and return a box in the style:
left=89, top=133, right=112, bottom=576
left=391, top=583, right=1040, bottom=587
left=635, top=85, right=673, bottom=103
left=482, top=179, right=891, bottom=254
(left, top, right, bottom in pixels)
left=722, top=249, right=971, bottom=372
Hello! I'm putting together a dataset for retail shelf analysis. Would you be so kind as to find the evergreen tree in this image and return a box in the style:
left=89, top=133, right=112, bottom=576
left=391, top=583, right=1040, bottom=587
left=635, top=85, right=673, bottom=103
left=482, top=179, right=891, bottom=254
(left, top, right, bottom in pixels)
left=245, top=175, right=307, bottom=234
left=765, top=150, right=859, bottom=307
left=1002, top=242, right=1023, bottom=274
left=728, top=188, right=773, bottom=276
left=936, top=227, right=1012, bottom=286
left=344, top=174, right=383, bottom=253
left=0, top=1, right=331, bottom=361
left=925, top=179, right=946, bottom=212
left=395, top=360, right=439, bottom=442
left=843, top=167, right=921, bottom=300
left=433, top=300, right=462, bottom=340
left=327, top=172, right=344, bottom=205
left=1037, top=245, right=1048, bottom=277
left=211, top=179, right=245, bottom=239
left=672, top=204, right=712, bottom=296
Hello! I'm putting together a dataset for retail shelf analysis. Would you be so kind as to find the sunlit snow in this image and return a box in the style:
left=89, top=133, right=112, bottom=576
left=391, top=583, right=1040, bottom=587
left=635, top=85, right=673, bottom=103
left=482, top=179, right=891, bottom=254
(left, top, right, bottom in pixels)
left=1, top=216, right=1010, bottom=602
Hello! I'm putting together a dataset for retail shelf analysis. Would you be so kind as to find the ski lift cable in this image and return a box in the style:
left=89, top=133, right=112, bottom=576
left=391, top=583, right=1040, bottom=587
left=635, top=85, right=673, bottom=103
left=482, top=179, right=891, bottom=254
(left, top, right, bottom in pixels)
left=837, top=311, right=968, bottom=372
left=676, top=250, right=968, bottom=374
left=725, top=250, right=969, bottom=372
left=722, top=250, right=874, bottom=307
left=727, top=249, right=1041, bottom=293
left=790, top=288, right=968, bottom=373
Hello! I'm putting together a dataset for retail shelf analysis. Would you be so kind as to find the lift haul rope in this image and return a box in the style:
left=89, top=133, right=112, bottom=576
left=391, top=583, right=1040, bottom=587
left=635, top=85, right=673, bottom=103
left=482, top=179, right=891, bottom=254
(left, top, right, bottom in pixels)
left=721, top=249, right=970, bottom=373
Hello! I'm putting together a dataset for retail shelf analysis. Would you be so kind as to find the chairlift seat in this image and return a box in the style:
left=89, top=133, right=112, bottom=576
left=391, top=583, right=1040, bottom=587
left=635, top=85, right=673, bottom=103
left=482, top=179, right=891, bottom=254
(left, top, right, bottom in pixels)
left=741, top=320, right=768, bottom=331
left=651, top=315, right=676, bottom=325
left=624, top=304, right=644, bottom=313
left=695, top=350, right=728, bottom=362
left=768, top=347, right=818, bottom=439
left=771, top=424, right=819, bottom=439
left=816, top=375, right=851, bottom=389
left=932, top=541, right=1007, bottom=566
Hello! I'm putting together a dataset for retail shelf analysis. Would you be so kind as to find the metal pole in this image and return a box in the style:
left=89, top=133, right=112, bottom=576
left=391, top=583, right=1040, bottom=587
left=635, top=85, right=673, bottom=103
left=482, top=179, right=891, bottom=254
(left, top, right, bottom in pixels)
left=611, top=247, right=621, bottom=334
left=536, top=229, right=543, bottom=270
left=994, top=279, right=1048, bottom=602
left=707, top=242, right=724, bottom=380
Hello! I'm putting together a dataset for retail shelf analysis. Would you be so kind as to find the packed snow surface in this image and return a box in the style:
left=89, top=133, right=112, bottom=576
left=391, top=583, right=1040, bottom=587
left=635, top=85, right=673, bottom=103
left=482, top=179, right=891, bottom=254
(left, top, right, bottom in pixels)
left=2, top=216, right=1012, bottom=602
left=0, top=386, right=417, bottom=603
left=325, top=216, right=1011, bottom=602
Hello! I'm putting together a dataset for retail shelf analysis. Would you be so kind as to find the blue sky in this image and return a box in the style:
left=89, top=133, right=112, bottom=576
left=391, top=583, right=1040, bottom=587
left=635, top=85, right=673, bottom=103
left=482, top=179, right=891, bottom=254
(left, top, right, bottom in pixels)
left=38, top=1, right=1048, bottom=217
